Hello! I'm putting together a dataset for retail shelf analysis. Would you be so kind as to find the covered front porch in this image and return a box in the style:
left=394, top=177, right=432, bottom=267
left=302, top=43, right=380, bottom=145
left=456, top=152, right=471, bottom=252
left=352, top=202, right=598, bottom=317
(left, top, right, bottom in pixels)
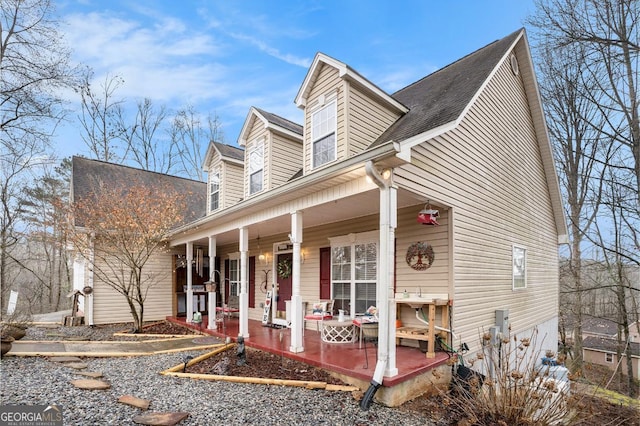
left=167, top=314, right=451, bottom=407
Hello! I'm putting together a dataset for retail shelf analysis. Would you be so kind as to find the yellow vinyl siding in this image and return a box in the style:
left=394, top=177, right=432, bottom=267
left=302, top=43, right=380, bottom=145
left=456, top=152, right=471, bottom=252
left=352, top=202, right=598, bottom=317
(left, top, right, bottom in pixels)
left=394, top=55, right=559, bottom=349
left=222, top=162, right=244, bottom=208
left=270, top=133, right=303, bottom=188
left=303, top=64, right=345, bottom=174
left=92, top=251, right=173, bottom=324
left=347, top=84, right=401, bottom=156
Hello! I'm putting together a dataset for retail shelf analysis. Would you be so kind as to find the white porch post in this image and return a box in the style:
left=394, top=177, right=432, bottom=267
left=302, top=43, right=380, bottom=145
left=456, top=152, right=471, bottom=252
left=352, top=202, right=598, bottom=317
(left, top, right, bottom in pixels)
left=289, top=211, right=304, bottom=353
left=380, top=185, right=398, bottom=377
left=239, top=227, right=249, bottom=338
left=186, top=242, right=194, bottom=323
left=365, top=161, right=398, bottom=379
left=207, top=236, right=217, bottom=330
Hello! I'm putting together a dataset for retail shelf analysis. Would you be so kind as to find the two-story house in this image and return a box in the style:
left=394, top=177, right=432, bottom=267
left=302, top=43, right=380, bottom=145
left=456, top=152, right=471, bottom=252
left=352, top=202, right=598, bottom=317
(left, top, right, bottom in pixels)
left=73, top=28, right=567, bottom=405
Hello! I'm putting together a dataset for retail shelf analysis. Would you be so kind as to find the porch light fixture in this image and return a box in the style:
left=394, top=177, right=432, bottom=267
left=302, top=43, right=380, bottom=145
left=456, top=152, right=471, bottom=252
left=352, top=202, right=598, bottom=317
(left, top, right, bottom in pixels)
left=417, top=201, right=440, bottom=226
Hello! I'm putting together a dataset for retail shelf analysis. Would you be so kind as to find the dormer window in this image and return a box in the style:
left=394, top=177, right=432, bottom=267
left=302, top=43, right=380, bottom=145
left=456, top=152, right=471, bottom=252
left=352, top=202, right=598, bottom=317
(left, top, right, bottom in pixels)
left=249, top=141, right=264, bottom=194
left=209, top=171, right=220, bottom=212
left=312, top=100, right=336, bottom=168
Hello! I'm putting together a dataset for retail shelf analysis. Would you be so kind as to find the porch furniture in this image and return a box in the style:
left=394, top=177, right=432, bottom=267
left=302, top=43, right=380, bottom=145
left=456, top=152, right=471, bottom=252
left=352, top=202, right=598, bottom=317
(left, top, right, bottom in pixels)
left=395, top=294, right=450, bottom=358
left=216, top=295, right=240, bottom=318
left=321, top=319, right=355, bottom=343
left=303, top=300, right=334, bottom=333
left=353, top=315, right=378, bottom=349
left=360, top=322, right=379, bottom=369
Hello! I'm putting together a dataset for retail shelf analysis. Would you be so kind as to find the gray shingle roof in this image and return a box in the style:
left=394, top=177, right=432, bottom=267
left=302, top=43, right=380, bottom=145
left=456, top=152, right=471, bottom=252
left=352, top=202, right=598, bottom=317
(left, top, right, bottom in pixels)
left=71, top=156, right=206, bottom=228
left=371, top=29, right=522, bottom=147
left=583, top=336, right=640, bottom=356
left=254, top=107, right=303, bottom=136
left=212, top=141, right=244, bottom=161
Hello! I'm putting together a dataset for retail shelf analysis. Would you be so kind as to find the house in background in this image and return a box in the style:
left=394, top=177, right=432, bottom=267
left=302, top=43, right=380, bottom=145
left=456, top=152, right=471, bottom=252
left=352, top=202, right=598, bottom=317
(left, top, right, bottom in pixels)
left=72, top=28, right=567, bottom=404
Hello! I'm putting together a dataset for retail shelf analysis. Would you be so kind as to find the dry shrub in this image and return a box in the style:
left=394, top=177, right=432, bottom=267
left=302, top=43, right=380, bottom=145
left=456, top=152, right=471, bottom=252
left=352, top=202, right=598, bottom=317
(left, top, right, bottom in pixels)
left=441, top=328, right=579, bottom=425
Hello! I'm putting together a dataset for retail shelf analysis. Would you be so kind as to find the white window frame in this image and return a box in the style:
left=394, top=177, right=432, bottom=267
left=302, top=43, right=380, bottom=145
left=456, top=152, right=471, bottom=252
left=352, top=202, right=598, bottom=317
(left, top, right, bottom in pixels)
left=248, top=141, right=264, bottom=195
left=311, top=99, right=337, bottom=169
left=228, top=254, right=240, bottom=297
left=512, top=245, right=527, bottom=290
left=209, top=170, right=220, bottom=212
left=329, top=230, right=378, bottom=316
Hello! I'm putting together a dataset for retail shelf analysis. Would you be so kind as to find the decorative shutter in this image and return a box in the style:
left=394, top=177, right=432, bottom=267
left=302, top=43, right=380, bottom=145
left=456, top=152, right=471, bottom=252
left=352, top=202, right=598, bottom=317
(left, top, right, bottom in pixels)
left=249, top=256, right=256, bottom=308
left=319, top=247, right=331, bottom=299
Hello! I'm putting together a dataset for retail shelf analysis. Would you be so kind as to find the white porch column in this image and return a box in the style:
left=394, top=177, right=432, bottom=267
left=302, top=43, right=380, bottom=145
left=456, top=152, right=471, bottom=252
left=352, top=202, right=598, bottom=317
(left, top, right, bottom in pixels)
left=207, top=236, right=217, bottom=330
left=289, top=211, right=304, bottom=353
left=186, top=242, right=194, bottom=323
left=239, top=227, right=249, bottom=338
left=380, top=185, right=398, bottom=377
left=365, top=161, right=398, bottom=379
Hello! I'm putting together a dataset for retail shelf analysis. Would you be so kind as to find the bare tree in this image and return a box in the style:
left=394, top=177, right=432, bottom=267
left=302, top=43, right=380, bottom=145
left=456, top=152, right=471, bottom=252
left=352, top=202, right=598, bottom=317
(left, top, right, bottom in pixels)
left=529, top=0, right=639, bottom=397
left=168, top=105, right=225, bottom=181
left=78, top=72, right=125, bottom=162
left=67, top=179, right=187, bottom=332
left=1, top=0, right=78, bottom=315
left=119, top=98, right=170, bottom=173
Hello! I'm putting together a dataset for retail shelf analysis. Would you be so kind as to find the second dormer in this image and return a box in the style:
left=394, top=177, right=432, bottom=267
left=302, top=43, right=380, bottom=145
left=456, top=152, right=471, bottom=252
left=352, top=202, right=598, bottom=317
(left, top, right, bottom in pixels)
left=295, top=53, right=408, bottom=175
left=238, top=107, right=303, bottom=198
left=203, top=141, right=245, bottom=214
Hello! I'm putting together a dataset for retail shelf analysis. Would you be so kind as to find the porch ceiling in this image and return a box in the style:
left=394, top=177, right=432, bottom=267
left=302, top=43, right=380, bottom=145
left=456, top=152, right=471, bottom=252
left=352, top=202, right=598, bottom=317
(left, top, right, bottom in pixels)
left=183, top=187, right=430, bottom=248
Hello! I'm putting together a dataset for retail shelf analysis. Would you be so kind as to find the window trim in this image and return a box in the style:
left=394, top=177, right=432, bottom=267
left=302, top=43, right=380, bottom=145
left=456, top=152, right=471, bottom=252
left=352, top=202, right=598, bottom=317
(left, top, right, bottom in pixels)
left=248, top=140, right=264, bottom=195
left=329, top=230, right=378, bottom=316
left=605, top=352, right=614, bottom=363
left=209, top=169, right=220, bottom=213
left=512, top=245, right=527, bottom=290
left=311, top=99, right=337, bottom=169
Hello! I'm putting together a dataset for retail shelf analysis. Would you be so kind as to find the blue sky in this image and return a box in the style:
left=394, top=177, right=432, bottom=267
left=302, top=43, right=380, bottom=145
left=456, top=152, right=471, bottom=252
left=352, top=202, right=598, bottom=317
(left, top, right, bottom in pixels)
left=54, top=0, right=536, bottom=160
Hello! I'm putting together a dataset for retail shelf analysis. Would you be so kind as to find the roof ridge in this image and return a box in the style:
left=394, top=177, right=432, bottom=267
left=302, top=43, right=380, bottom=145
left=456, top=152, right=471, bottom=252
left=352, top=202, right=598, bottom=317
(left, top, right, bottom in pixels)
left=392, top=28, right=523, bottom=97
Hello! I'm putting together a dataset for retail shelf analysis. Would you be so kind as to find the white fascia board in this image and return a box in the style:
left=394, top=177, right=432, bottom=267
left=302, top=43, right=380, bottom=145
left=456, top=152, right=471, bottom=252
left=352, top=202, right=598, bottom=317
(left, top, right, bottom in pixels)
left=342, top=70, right=408, bottom=114
left=295, top=53, right=346, bottom=108
left=237, top=107, right=265, bottom=147
left=396, top=121, right=458, bottom=162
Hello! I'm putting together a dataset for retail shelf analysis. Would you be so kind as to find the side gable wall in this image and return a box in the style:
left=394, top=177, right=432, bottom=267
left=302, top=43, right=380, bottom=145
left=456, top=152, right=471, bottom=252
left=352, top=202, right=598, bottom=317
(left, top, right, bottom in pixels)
left=207, top=153, right=244, bottom=211
left=394, top=53, right=559, bottom=347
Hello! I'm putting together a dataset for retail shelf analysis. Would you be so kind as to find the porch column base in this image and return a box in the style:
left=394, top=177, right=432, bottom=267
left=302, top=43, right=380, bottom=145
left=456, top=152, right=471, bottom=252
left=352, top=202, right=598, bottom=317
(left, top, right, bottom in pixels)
left=289, top=294, right=304, bottom=353
left=289, top=344, right=304, bottom=353
left=239, top=292, right=249, bottom=338
left=207, top=292, right=217, bottom=330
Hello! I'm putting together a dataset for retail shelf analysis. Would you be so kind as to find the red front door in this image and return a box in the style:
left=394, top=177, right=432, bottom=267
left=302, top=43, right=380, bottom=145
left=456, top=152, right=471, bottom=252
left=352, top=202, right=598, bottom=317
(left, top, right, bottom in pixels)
left=276, top=253, right=292, bottom=312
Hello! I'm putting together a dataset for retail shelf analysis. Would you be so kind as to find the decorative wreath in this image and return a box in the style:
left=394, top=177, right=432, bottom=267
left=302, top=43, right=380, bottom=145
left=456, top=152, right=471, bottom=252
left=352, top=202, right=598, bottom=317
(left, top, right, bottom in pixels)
left=406, top=242, right=435, bottom=271
left=277, top=258, right=292, bottom=279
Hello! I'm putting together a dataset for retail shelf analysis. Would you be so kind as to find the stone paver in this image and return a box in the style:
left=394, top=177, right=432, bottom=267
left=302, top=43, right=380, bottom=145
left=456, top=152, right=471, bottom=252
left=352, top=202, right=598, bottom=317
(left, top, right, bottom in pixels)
left=76, top=371, right=103, bottom=378
left=132, top=412, right=189, bottom=426
left=65, top=362, right=89, bottom=370
left=118, top=395, right=150, bottom=410
left=70, top=379, right=111, bottom=390
left=49, top=356, right=83, bottom=363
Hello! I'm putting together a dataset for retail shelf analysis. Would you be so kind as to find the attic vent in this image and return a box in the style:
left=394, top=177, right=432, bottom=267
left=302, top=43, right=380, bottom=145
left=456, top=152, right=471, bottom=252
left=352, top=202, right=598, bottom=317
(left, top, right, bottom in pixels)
left=510, top=54, right=519, bottom=75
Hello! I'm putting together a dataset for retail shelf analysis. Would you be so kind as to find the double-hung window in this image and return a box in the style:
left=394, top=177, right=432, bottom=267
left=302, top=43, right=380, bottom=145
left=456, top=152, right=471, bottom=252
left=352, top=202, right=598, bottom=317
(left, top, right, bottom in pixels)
left=512, top=245, right=527, bottom=289
left=311, top=100, right=336, bottom=168
left=249, top=142, right=264, bottom=194
left=330, top=231, right=377, bottom=315
left=209, top=171, right=220, bottom=212
left=228, top=258, right=240, bottom=296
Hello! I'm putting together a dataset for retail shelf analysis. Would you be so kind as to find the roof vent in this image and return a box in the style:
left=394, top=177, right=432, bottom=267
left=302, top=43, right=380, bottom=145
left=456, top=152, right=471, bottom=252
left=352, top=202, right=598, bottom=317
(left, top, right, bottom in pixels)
left=510, top=54, right=519, bottom=76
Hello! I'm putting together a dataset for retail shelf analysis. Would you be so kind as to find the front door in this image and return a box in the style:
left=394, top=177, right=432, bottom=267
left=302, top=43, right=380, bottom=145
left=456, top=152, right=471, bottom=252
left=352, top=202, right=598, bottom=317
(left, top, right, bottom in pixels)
left=276, top=253, right=293, bottom=313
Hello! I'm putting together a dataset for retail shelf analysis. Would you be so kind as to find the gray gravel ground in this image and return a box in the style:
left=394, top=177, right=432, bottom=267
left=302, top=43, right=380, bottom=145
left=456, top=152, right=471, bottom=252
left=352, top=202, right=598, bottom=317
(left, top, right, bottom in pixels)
left=1, top=324, right=436, bottom=425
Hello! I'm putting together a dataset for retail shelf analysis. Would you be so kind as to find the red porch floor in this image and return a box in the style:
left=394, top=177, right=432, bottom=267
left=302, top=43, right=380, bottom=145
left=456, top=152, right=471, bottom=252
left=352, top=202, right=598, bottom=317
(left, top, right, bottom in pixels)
left=167, top=315, right=449, bottom=388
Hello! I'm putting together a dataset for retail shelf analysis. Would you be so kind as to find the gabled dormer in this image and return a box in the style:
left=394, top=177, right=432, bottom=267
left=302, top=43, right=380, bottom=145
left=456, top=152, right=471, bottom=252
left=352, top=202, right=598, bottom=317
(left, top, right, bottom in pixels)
left=294, top=53, right=409, bottom=175
left=202, top=141, right=244, bottom=214
left=238, top=107, right=303, bottom=197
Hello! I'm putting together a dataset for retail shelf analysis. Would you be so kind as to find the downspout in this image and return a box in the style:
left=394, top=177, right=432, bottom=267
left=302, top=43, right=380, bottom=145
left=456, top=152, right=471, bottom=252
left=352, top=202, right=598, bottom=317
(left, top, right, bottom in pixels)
left=87, top=233, right=95, bottom=326
left=361, top=161, right=397, bottom=410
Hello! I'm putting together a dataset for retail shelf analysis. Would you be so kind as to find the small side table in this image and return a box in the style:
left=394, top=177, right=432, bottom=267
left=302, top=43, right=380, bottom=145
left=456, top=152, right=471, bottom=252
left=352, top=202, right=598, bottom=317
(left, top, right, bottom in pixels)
left=321, top=320, right=355, bottom=343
